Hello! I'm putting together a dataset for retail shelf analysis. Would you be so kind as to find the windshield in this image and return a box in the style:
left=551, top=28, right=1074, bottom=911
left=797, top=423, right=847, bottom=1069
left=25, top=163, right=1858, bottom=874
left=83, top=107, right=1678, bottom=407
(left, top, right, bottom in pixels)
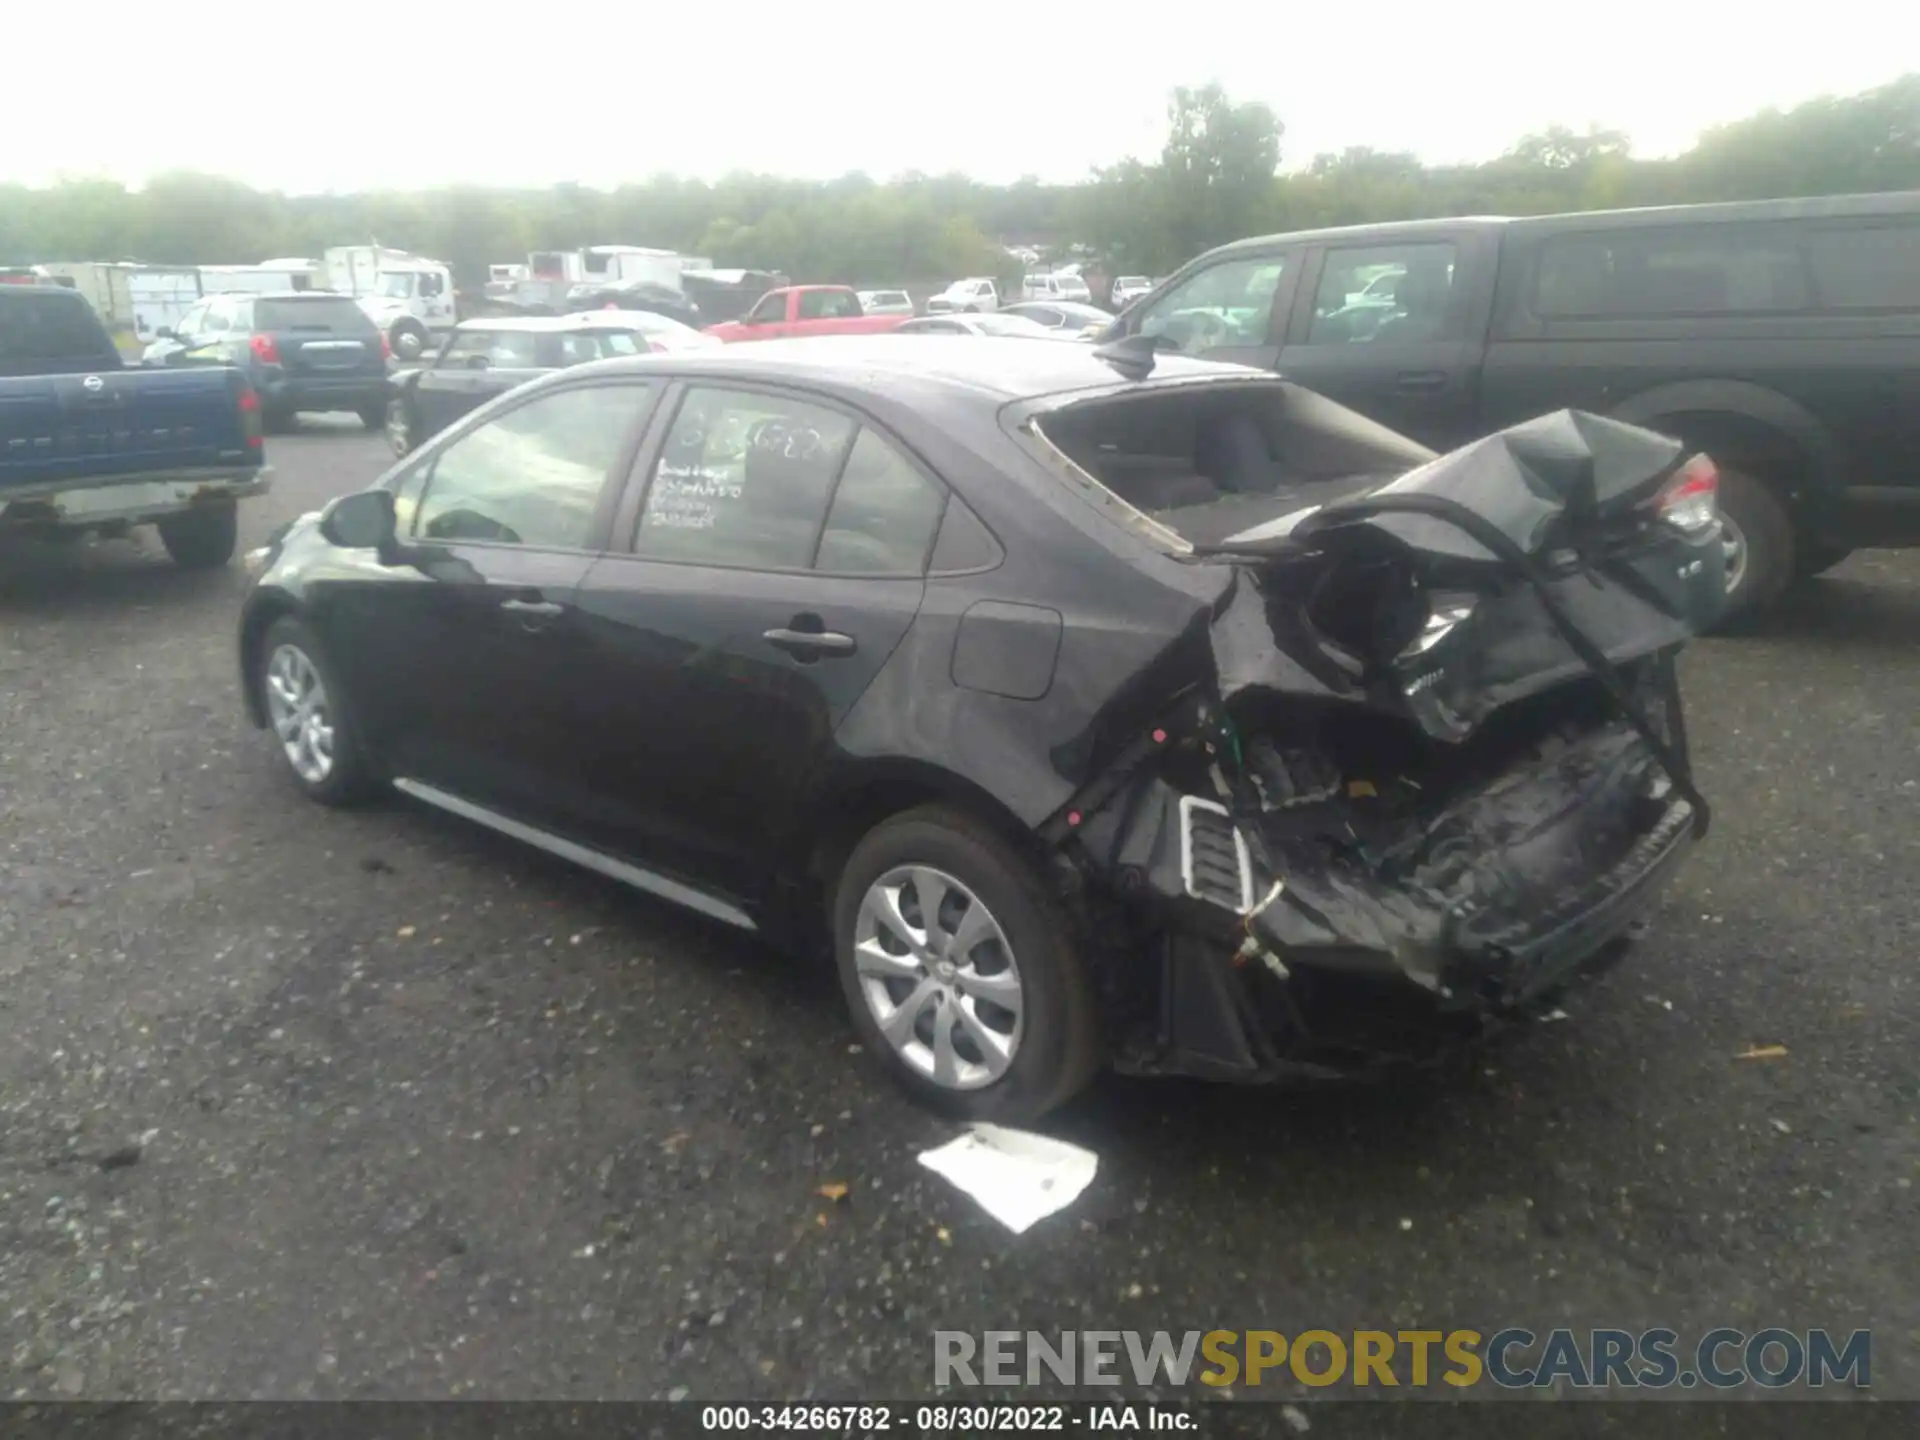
left=378, top=272, right=417, bottom=299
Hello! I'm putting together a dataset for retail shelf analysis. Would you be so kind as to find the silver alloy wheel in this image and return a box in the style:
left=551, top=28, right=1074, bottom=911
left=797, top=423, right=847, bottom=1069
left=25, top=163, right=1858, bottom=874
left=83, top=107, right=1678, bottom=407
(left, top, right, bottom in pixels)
left=1719, top=515, right=1748, bottom=596
left=852, top=864, right=1025, bottom=1090
left=264, top=643, right=335, bottom=785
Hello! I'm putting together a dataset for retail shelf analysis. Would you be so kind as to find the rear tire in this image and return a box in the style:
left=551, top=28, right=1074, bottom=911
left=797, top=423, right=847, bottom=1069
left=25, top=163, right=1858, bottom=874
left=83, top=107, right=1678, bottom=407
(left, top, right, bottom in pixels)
left=254, top=615, right=377, bottom=806
left=156, top=504, right=237, bottom=570
left=263, top=406, right=296, bottom=435
left=832, top=805, right=1099, bottom=1121
left=357, top=403, right=386, bottom=431
left=1715, top=468, right=1794, bottom=622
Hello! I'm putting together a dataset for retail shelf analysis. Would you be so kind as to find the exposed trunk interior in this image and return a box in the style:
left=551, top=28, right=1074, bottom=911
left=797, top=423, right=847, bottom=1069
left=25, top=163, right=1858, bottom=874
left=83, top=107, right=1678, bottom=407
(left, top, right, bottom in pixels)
left=1032, top=379, right=1435, bottom=546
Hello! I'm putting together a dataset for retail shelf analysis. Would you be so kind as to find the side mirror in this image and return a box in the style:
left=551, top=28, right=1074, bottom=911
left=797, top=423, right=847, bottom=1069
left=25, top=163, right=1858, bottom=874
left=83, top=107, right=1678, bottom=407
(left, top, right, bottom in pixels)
left=320, top=488, right=397, bottom=552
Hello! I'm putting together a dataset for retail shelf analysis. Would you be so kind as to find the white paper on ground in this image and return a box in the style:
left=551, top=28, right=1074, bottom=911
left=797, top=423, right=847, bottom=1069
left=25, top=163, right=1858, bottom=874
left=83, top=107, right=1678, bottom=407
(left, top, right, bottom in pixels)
left=917, top=1123, right=1099, bottom=1234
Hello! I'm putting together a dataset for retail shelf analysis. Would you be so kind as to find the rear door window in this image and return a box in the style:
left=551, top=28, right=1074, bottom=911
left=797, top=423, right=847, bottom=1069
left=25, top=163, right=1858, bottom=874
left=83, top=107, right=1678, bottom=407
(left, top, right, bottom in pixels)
left=1309, top=242, right=1459, bottom=344
left=814, top=429, right=946, bottom=575
left=257, top=296, right=380, bottom=334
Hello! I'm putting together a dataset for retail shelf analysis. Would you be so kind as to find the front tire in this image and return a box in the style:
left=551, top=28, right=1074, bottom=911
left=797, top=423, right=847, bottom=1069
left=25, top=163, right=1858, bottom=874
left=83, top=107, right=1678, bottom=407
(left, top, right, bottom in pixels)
left=156, top=504, right=237, bottom=569
left=386, top=399, right=412, bottom=457
left=833, top=806, right=1099, bottom=1121
left=255, top=616, right=376, bottom=806
left=1715, top=468, right=1794, bottom=623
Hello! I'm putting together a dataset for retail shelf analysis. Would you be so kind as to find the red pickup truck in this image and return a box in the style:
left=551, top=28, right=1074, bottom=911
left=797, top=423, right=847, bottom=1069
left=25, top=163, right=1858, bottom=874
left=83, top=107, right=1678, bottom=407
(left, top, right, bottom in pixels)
left=705, top=285, right=908, bottom=343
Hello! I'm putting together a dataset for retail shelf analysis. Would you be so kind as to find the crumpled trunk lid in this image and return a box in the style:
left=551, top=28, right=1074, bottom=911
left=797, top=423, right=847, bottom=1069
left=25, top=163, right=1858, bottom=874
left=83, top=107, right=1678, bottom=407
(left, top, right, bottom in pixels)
left=1037, top=404, right=1717, bottom=1080
left=1196, top=409, right=1726, bottom=745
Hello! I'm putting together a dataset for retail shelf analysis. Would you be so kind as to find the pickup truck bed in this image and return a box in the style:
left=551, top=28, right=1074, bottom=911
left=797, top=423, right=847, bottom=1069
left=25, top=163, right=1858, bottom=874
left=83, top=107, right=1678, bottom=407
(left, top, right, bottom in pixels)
left=1, top=285, right=267, bottom=568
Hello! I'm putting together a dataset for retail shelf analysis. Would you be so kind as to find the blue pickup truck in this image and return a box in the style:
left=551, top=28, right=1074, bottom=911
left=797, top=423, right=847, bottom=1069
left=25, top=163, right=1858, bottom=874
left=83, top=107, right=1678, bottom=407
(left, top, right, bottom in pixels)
left=0, top=282, right=268, bottom=568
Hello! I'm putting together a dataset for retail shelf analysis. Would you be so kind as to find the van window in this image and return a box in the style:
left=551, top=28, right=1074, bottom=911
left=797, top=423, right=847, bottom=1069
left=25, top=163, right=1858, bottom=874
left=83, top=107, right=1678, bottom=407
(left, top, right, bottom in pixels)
left=1803, top=223, right=1920, bottom=311
left=1535, top=227, right=1811, bottom=318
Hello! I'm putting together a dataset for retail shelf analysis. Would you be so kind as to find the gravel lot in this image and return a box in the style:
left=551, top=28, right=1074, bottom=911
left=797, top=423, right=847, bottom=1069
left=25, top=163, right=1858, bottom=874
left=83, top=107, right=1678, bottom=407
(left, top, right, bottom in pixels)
left=2, top=418, right=1916, bottom=1408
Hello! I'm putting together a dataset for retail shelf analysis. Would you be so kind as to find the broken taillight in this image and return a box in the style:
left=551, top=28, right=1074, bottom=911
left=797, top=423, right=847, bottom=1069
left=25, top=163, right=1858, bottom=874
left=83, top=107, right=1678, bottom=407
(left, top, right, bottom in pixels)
left=1655, top=454, right=1719, bottom=535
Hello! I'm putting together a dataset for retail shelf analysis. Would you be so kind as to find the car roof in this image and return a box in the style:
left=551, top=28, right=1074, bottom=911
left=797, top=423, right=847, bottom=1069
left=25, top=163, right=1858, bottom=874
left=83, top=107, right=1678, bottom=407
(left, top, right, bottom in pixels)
left=556, top=333, right=1257, bottom=403
left=1202, top=190, right=1920, bottom=260
left=1008, top=300, right=1109, bottom=319
left=454, top=315, right=616, bottom=333
left=565, top=308, right=691, bottom=329
left=235, top=290, right=358, bottom=302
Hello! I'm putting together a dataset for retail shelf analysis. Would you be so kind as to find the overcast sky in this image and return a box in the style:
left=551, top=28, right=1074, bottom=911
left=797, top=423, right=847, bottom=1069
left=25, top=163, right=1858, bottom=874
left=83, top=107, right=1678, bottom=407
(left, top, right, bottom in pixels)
left=2, top=0, right=1907, bottom=192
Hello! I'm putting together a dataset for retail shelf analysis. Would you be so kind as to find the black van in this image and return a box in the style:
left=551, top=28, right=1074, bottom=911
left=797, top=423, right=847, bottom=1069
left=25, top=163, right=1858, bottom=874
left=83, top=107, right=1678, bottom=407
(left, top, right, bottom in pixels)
left=1102, top=193, right=1920, bottom=617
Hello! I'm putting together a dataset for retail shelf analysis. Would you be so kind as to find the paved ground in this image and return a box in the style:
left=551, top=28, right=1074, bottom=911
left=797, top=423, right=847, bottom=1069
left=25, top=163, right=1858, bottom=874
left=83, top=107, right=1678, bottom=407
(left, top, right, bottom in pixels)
left=2, top=420, right=1916, bottom=1409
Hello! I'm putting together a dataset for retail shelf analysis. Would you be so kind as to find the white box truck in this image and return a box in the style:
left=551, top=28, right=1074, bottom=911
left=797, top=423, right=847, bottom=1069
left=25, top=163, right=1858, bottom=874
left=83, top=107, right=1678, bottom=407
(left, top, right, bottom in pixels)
left=320, top=245, right=456, bottom=360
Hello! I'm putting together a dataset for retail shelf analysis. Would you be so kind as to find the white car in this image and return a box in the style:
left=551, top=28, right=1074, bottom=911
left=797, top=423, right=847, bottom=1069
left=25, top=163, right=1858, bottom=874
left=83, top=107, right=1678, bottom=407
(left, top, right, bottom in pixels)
left=1000, top=301, right=1113, bottom=339
left=925, top=277, right=1000, bottom=314
left=566, top=308, right=720, bottom=352
left=894, top=313, right=1071, bottom=339
left=856, top=289, right=915, bottom=317
left=1022, top=272, right=1094, bottom=304
left=1110, top=275, right=1155, bottom=307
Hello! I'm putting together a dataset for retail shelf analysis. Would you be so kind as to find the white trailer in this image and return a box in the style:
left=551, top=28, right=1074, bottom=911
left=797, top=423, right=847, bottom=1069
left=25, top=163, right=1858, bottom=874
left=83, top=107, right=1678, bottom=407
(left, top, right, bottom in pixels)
left=127, top=268, right=204, bottom=341
left=196, top=261, right=320, bottom=297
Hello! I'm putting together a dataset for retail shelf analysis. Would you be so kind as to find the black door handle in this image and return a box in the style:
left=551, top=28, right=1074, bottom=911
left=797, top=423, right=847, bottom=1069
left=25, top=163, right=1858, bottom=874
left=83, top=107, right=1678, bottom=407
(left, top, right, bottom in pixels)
left=764, top=627, right=857, bottom=659
left=1395, top=370, right=1449, bottom=392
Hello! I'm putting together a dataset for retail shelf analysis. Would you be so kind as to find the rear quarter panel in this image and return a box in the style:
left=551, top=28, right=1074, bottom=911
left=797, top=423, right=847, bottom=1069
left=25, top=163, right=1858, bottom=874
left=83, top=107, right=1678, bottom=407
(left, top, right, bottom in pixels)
left=822, top=410, right=1226, bottom=834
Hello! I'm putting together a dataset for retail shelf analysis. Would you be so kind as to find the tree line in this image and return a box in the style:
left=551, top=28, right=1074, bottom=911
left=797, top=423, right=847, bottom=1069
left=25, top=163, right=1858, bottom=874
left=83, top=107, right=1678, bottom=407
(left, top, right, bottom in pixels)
left=2, top=75, right=1913, bottom=289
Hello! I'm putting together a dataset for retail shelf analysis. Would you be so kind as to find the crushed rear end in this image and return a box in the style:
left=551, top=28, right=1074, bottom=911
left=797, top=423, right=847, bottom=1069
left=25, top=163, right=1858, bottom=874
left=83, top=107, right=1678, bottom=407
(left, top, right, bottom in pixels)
left=1025, top=377, right=1722, bottom=1080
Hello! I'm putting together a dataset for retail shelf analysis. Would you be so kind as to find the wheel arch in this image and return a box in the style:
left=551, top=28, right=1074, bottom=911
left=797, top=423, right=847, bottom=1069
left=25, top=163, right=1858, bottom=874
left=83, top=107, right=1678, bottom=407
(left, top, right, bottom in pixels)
left=237, top=590, right=301, bottom=727
left=797, top=758, right=1051, bottom=903
left=1609, top=380, right=1840, bottom=507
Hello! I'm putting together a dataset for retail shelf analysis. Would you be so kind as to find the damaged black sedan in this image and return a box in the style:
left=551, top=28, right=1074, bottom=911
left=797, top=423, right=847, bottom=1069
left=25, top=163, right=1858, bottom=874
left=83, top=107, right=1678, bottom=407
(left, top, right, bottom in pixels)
left=238, top=335, right=1720, bottom=1118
